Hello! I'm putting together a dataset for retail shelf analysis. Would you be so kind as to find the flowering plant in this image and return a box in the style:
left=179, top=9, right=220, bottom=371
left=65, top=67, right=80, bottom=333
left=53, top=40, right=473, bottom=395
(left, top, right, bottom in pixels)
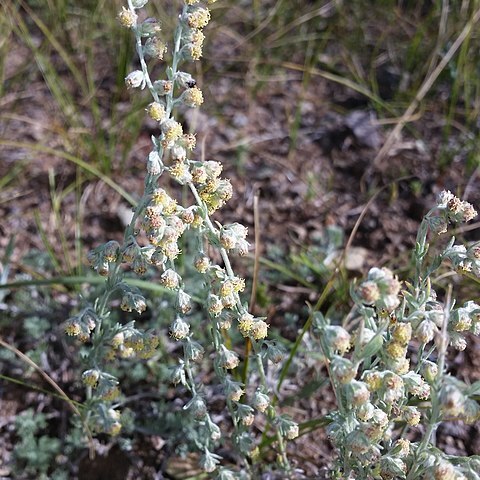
left=65, top=0, right=297, bottom=477
left=62, top=0, right=480, bottom=478
left=315, top=191, right=480, bottom=479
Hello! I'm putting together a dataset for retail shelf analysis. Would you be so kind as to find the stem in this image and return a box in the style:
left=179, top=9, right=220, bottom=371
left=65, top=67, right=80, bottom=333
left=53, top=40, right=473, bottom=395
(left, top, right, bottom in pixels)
left=188, top=183, right=245, bottom=313
left=255, top=350, right=291, bottom=474
left=406, top=285, right=452, bottom=480
left=128, top=0, right=160, bottom=103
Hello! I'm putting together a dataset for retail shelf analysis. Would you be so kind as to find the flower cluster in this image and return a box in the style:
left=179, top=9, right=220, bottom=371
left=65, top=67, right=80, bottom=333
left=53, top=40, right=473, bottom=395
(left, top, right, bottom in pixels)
left=64, top=0, right=297, bottom=476
left=316, top=192, right=480, bottom=478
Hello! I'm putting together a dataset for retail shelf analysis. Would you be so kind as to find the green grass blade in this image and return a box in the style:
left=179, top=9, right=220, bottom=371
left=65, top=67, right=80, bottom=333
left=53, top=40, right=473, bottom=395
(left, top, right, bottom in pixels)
left=0, top=140, right=136, bottom=206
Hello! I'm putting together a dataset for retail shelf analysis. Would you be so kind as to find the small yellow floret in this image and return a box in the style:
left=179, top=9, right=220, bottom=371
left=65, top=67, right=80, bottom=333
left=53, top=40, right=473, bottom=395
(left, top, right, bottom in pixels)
left=118, top=7, right=137, bottom=28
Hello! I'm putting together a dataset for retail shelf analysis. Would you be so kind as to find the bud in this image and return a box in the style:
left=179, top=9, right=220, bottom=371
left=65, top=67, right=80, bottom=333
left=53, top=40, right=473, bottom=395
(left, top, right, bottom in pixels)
left=207, top=293, right=224, bottom=317
left=124, top=331, right=144, bottom=351
left=170, top=362, right=186, bottom=385
left=139, top=17, right=161, bottom=37
left=132, top=254, right=148, bottom=275
left=427, top=215, right=448, bottom=235
left=276, top=416, right=299, bottom=440
left=122, top=242, right=138, bottom=263
left=176, top=207, right=194, bottom=225
left=345, top=429, right=372, bottom=457
left=391, top=357, right=410, bottom=375
left=235, top=403, right=255, bottom=426
left=285, top=423, right=299, bottom=440
left=382, top=372, right=404, bottom=404
left=217, top=315, right=232, bottom=330
left=356, top=402, right=375, bottom=421
left=440, top=384, right=465, bottom=417
left=264, top=341, right=285, bottom=364
left=120, top=291, right=147, bottom=314
left=150, top=248, right=166, bottom=267
left=82, top=369, right=100, bottom=388
left=390, top=438, right=410, bottom=457
left=402, top=371, right=430, bottom=399
left=462, top=399, right=480, bottom=424
left=421, top=360, right=438, bottom=384
left=185, top=395, right=207, bottom=420
left=106, top=408, right=121, bottom=432
left=184, top=338, right=204, bottom=362
left=169, top=317, right=190, bottom=340
left=362, top=409, right=388, bottom=442
left=219, top=228, right=237, bottom=250
left=171, top=144, right=187, bottom=162
left=64, top=317, right=81, bottom=337
left=358, top=280, right=380, bottom=304
left=221, top=293, right=236, bottom=309
left=216, top=179, right=233, bottom=201
left=132, top=0, right=149, bottom=7
left=176, top=289, right=192, bottom=314
left=125, top=70, right=145, bottom=89
left=401, top=406, right=421, bottom=426
left=449, top=333, right=467, bottom=351
left=103, top=240, right=120, bottom=262
left=235, top=238, right=250, bottom=256
left=380, top=456, right=407, bottom=479
left=64, top=310, right=96, bottom=341
left=192, top=165, right=207, bottom=184
left=175, top=72, right=195, bottom=90
left=324, top=325, right=351, bottom=354
left=160, top=268, right=181, bottom=289
left=346, top=380, right=370, bottom=406
left=416, top=319, right=437, bottom=344
left=218, top=345, right=240, bottom=370
left=216, top=469, right=237, bottom=480
left=144, top=37, right=167, bottom=60
left=153, top=80, right=173, bottom=95
left=207, top=419, right=221, bottom=441
left=433, top=460, right=456, bottom=480
left=194, top=253, right=210, bottom=273
left=331, top=356, right=357, bottom=384
left=252, top=389, right=270, bottom=413
left=224, top=379, right=244, bottom=402
left=97, top=375, right=120, bottom=401
left=371, top=408, right=389, bottom=428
